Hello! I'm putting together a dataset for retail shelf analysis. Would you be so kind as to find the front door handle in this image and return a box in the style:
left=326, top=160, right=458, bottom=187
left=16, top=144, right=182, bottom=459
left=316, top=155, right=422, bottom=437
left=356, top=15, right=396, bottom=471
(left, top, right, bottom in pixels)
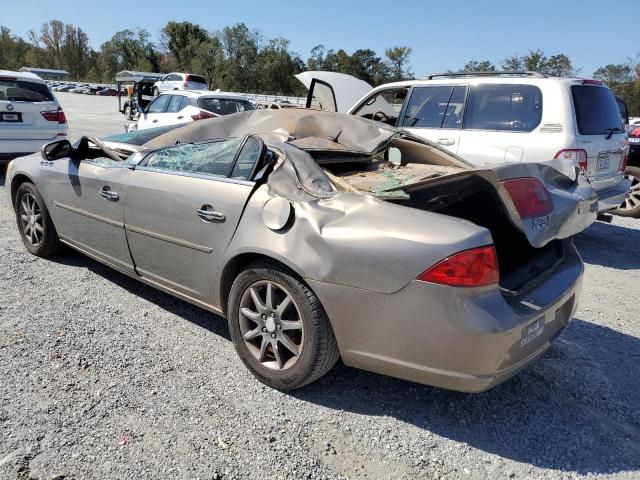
left=177, top=115, right=184, bottom=120
left=197, top=205, right=225, bottom=222
left=99, top=186, right=119, bottom=202
left=152, top=119, right=158, bottom=123
left=437, top=138, right=455, bottom=146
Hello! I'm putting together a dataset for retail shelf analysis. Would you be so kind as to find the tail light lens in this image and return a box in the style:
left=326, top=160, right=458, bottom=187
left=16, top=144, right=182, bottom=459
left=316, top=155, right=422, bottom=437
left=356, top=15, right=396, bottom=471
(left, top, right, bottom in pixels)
left=555, top=149, right=587, bottom=171
left=191, top=110, right=216, bottom=121
left=502, top=177, right=553, bottom=219
left=41, top=107, right=67, bottom=124
left=418, top=246, right=499, bottom=288
left=621, top=153, right=629, bottom=172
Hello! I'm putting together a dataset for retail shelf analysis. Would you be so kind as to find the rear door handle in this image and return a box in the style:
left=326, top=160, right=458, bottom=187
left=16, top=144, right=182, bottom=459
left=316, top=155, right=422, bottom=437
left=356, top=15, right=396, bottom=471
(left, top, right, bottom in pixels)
left=177, top=115, right=184, bottom=120
left=99, top=186, right=119, bottom=202
left=197, top=205, right=225, bottom=222
left=152, top=119, right=158, bottom=123
left=437, top=138, right=455, bottom=146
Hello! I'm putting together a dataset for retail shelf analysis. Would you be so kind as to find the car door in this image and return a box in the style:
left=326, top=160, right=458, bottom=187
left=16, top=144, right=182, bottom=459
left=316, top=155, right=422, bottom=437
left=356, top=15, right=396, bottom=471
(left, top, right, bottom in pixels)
left=295, top=71, right=373, bottom=113
left=42, top=151, right=135, bottom=273
left=164, top=94, right=189, bottom=126
left=349, top=87, right=410, bottom=128
left=123, top=136, right=263, bottom=305
left=137, top=94, right=171, bottom=130
left=396, top=85, right=467, bottom=154
left=456, top=83, right=543, bottom=166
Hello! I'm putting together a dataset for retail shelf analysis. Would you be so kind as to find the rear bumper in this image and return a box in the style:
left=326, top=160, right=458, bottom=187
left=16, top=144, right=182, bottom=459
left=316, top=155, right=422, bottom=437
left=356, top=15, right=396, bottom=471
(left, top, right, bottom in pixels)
left=308, top=240, right=583, bottom=392
left=596, top=178, right=631, bottom=212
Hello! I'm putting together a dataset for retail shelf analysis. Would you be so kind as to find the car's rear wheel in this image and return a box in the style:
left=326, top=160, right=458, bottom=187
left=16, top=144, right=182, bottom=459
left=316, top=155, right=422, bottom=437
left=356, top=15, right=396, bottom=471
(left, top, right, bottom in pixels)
left=15, top=182, right=61, bottom=257
left=227, top=261, right=340, bottom=390
left=613, top=166, right=640, bottom=217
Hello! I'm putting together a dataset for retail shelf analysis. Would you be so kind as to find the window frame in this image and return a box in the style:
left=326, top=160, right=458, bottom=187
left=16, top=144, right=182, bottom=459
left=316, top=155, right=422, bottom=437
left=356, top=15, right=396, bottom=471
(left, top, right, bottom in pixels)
left=352, top=87, right=410, bottom=127
left=166, top=94, right=186, bottom=113
left=399, top=85, right=470, bottom=130
left=461, top=83, right=543, bottom=133
left=136, top=135, right=265, bottom=185
left=146, top=94, right=172, bottom=114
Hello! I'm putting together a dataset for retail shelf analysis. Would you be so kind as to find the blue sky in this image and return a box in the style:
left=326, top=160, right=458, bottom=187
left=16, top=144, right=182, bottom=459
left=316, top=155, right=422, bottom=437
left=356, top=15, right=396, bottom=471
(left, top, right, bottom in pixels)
left=3, top=0, right=637, bottom=77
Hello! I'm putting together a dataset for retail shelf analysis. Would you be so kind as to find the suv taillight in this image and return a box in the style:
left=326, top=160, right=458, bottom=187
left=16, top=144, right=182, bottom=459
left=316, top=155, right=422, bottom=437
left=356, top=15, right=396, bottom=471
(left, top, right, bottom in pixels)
left=555, top=149, right=588, bottom=171
left=417, top=246, right=499, bottom=288
left=40, top=107, right=67, bottom=124
left=502, top=177, right=553, bottom=219
left=191, top=110, right=216, bottom=121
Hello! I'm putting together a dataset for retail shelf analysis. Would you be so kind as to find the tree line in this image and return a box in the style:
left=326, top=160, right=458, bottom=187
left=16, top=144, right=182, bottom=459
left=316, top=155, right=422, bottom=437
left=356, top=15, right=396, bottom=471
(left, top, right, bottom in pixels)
left=0, top=20, right=413, bottom=96
left=2, top=21, right=640, bottom=113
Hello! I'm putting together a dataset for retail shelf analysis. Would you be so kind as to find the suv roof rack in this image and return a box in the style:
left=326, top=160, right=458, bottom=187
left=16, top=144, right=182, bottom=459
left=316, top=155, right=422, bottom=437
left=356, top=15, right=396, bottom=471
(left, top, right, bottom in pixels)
left=423, top=71, right=547, bottom=80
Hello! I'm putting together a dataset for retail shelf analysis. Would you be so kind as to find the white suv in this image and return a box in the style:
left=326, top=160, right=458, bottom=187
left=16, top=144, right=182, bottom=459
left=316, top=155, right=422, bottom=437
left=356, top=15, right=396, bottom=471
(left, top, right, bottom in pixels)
left=297, top=71, right=631, bottom=213
left=135, top=90, right=255, bottom=131
left=0, top=70, right=69, bottom=162
left=152, top=73, right=208, bottom=96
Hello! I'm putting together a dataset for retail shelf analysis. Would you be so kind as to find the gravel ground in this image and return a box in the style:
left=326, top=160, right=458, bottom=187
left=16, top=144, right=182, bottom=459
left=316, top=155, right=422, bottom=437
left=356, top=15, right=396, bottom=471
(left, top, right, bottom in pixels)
left=1, top=94, right=640, bottom=479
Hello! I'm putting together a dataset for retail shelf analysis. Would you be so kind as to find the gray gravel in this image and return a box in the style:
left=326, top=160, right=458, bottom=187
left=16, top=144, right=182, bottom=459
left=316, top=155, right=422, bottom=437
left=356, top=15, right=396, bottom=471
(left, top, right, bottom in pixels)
left=1, top=94, right=640, bottom=479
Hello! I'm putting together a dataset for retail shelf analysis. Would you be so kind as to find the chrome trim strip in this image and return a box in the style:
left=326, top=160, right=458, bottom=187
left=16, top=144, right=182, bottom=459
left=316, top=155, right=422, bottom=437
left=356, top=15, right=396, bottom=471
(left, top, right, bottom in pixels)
left=54, top=201, right=123, bottom=228
left=134, top=165, right=255, bottom=186
left=125, top=224, right=213, bottom=253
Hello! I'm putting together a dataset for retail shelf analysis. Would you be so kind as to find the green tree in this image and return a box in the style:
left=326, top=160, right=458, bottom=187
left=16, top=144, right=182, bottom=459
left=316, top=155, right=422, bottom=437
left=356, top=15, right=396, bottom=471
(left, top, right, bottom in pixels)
left=191, top=36, right=224, bottom=88
left=594, top=63, right=636, bottom=85
left=162, top=21, right=209, bottom=71
left=460, top=60, right=496, bottom=72
left=384, top=46, right=413, bottom=81
left=502, top=49, right=576, bottom=77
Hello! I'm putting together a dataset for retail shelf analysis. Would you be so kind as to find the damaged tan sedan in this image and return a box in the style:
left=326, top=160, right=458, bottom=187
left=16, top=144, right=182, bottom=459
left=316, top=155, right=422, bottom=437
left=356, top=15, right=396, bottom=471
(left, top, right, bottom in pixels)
left=6, top=110, right=597, bottom=392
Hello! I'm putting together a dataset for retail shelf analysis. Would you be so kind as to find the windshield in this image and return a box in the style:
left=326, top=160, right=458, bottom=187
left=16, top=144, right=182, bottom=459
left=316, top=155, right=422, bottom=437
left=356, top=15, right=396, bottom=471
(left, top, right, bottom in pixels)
left=0, top=79, right=54, bottom=102
left=572, top=86, right=623, bottom=135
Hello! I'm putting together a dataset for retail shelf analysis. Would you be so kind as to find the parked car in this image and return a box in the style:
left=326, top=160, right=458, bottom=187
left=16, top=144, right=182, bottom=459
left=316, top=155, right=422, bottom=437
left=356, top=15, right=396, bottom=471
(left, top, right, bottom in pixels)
left=297, top=71, right=631, bottom=214
left=152, top=73, right=208, bottom=96
left=6, top=109, right=597, bottom=392
left=96, top=87, right=118, bottom=96
left=256, top=101, right=300, bottom=110
left=0, top=69, right=68, bottom=162
left=617, top=124, right=640, bottom=216
left=135, top=90, right=254, bottom=131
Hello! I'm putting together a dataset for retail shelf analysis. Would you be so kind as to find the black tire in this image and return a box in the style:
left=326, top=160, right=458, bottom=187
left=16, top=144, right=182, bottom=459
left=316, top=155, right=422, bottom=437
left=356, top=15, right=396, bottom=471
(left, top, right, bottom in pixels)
left=15, top=182, right=61, bottom=257
left=227, top=261, right=340, bottom=390
left=152, top=87, right=160, bottom=97
left=612, top=166, right=640, bottom=218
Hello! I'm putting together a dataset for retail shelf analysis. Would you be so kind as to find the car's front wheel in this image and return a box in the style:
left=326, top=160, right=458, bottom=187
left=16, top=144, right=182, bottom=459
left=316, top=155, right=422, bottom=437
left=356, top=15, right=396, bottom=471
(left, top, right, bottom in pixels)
left=227, top=261, right=340, bottom=390
left=613, top=166, right=640, bottom=217
left=15, top=182, right=61, bottom=257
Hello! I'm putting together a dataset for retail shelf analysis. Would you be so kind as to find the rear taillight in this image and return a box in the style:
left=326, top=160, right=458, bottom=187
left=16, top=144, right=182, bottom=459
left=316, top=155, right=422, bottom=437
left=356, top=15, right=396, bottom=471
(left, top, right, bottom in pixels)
left=621, top=153, right=629, bottom=172
left=41, top=107, right=67, bottom=124
left=191, top=110, right=216, bottom=121
left=555, top=149, right=587, bottom=171
left=631, top=128, right=640, bottom=137
left=582, top=79, right=603, bottom=85
left=417, top=246, right=499, bottom=288
left=502, top=177, right=553, bottom=219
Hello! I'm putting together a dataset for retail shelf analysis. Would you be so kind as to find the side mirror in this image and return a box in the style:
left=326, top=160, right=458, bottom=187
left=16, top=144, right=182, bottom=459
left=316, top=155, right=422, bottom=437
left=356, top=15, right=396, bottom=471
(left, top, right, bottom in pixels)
left=41, top=139, right=74, bottom=161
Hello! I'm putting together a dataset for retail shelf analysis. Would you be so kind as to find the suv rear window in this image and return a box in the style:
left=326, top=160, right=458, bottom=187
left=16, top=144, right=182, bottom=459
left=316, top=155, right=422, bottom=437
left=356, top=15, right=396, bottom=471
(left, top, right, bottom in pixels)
left=572, top=86, right=623, bottom=135
left=464, top=84, right=542, bottom=132
left=0, top=79, right=54, bottom=102
left=187, top=75, right=207, bottom=84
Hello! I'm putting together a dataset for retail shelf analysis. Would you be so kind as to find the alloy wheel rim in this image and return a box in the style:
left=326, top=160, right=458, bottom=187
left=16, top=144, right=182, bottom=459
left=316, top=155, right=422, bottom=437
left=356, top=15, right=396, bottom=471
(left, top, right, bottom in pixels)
left=238, top=280, right=304, bottom=371
left=19, top=193, right=44, bottom=247
left=620, top=173, right=640, bottom=211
